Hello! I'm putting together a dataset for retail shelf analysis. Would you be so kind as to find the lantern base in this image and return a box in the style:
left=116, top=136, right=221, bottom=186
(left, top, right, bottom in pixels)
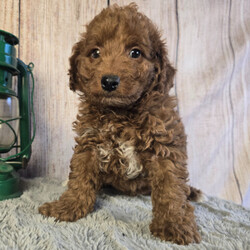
left=0, top=162, right=22, bottom=201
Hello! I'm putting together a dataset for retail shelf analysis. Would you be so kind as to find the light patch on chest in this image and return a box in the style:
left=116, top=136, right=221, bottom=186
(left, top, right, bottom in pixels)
left=97, top=141, right=143, bottom=179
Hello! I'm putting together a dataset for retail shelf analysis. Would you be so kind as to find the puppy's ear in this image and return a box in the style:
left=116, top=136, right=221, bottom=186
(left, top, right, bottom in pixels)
left=68, top=35, right=85, bottom=92
left=155, top=41, right=176, bottom=94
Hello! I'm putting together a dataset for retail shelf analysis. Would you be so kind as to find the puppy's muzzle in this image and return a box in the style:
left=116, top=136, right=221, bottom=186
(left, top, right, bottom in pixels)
left=101, top=75, right=120, bottom=92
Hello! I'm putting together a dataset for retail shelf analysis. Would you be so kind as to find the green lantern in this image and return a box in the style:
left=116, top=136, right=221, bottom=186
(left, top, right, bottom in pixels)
left=0, top=30, right=35, bottom=201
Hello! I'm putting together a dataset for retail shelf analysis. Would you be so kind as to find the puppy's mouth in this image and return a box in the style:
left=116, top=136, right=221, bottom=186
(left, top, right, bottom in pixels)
left=85, top=73, right=153, bottom=108
left=94, top=92, right=141, bottom=108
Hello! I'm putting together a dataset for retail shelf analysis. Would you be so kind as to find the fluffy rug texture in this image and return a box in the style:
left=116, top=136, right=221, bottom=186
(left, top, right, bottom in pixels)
left=0, top=177, right=249, bottom=250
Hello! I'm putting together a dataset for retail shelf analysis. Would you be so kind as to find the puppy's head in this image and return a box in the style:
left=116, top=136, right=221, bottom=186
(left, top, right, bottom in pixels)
left=69, top=3, right=175, bottom=108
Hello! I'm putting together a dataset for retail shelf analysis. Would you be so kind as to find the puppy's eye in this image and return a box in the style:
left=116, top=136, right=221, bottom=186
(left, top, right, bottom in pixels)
left=91, top=49, right=100, bottom=58
left=129, top=49, right=141, bottom=58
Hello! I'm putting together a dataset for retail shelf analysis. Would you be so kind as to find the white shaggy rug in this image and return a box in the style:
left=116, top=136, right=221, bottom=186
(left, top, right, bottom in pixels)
left=0, top=177, right=250, bottom=250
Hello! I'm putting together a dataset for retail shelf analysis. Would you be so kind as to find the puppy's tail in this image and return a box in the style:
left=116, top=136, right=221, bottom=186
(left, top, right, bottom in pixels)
left=188, top=186, right=204, bottom=202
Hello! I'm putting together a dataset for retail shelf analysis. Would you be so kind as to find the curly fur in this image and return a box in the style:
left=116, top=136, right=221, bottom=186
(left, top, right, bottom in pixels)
left=39, top=3, right=201, bottom=245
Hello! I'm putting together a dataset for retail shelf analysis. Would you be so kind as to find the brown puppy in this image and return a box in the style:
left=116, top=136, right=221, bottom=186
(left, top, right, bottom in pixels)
left=39, top=4, right=201, bottom=245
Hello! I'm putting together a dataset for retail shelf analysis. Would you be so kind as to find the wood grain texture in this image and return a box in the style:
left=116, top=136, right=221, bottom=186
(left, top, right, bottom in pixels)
left=175, top=0, right=250, bottom=206
left=176, top=0, right=240, bottom=203
left=18, top=0, right=107, bottom=178
left=0, top=1, right=19, bottom=38
left=230, top=0, right=250, bottom=207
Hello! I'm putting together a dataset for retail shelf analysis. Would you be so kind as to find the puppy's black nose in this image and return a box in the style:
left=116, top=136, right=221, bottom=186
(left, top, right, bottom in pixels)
left=101, top=75, right=120, bottom=92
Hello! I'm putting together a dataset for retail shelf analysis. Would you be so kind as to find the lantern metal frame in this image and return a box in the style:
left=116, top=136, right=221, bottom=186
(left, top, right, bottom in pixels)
left=0, top=60, right=35, bottom=168
left=0, top=29, right=35, bottom=200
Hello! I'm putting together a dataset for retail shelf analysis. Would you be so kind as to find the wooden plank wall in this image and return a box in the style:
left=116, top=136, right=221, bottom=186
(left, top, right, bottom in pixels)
left=1, top=0, right=249, bottom=207
left=1, top=0, right=107, bottom=179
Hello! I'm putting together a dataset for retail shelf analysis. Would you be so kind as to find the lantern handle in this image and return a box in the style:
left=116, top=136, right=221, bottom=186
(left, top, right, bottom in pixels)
left=28, top=62, right=34, bottom=71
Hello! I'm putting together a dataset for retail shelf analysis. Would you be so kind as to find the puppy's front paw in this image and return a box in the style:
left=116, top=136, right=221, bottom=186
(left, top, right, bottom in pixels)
left=38, top=200, right=87, bottom=222
left=150, top=220, right=201, bottom=245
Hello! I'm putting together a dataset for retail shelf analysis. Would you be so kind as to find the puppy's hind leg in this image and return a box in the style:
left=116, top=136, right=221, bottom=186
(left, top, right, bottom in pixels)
left=188, top=186, right=204, bottom=202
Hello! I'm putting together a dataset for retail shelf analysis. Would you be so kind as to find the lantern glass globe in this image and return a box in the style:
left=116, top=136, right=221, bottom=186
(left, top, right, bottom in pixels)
left=0, top=95, right=19, bottom=153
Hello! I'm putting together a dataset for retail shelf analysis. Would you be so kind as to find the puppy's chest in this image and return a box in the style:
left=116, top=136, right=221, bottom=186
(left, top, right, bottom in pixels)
left=84, top=122, right=143, bottom=179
